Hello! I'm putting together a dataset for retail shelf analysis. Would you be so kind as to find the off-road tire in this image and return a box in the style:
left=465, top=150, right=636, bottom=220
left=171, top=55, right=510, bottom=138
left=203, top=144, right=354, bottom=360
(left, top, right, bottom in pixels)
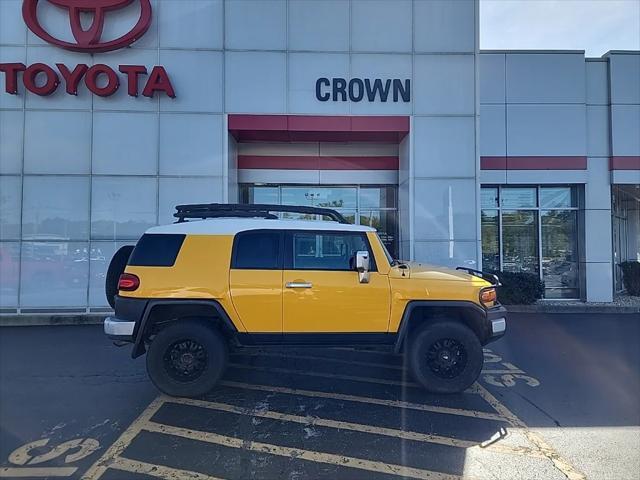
left=408, top=321, right=483, bottom=394
left=105, top=245, right=135, bottom=308
left=146, top=320, right=228, bottom=397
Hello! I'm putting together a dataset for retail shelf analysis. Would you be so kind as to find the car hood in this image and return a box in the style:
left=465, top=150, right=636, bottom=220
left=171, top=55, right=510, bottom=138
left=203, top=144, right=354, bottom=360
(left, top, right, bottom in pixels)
left=395, top=262, right=491, bottom=285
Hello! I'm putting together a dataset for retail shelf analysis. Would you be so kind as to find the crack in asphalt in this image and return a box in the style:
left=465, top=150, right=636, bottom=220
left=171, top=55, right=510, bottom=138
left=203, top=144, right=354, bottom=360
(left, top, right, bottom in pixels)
left=513, top=391, right=562, bottom=427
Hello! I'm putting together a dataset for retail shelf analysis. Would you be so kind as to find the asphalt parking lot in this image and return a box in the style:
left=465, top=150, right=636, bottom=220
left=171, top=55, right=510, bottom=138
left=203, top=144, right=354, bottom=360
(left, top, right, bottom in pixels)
left=0, top=312, right=638, bottom=480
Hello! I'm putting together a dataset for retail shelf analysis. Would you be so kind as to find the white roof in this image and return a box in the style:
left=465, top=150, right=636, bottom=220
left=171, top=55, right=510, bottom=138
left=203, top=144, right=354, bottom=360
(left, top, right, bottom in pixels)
left=146, top=218, right=376, bottom=236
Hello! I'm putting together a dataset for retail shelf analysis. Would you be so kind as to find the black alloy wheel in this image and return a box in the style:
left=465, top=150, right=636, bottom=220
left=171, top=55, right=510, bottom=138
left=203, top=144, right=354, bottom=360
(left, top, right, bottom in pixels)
left=425, top=338, right=468, bottom=379
left=163, top=339, right=208, bottom=382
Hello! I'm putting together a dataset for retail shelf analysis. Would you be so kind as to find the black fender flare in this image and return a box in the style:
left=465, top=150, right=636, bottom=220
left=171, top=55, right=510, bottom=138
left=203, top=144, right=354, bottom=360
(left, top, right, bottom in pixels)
left=393, top=300, right=488, bottom=354
left=132, top=299, right=237, bottom=358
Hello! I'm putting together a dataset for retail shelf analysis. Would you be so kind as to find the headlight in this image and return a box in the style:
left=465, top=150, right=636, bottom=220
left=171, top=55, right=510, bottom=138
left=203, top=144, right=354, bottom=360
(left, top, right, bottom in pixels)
left=480, top=287, right=497, bottom=307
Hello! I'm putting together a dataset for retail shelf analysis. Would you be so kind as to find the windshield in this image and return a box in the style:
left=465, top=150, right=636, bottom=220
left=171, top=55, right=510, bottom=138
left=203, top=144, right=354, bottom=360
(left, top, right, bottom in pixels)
left=377, top=233, right=395, bottom=265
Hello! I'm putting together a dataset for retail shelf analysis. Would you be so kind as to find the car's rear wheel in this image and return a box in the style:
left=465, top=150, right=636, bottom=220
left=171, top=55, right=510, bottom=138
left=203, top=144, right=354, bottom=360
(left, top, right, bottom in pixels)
left=146, top=320, right=227, bottom=397
left=408, top=321, right=483, bottom=394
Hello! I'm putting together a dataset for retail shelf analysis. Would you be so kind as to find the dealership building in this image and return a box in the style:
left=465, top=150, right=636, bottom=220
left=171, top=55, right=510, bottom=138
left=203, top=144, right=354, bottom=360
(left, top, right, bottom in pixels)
left=0, top=0, right=638, bottom=314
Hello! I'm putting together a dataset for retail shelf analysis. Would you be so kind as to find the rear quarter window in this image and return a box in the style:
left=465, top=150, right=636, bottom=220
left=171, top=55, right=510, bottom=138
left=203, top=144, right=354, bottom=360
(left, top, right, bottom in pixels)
left=231, top=230, right=282, bottom=270
left=128, top=234, right=186, bottom=267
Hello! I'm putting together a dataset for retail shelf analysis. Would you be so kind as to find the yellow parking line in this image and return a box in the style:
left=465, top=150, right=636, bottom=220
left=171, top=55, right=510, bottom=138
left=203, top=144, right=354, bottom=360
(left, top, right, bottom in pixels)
left=472, top=383, right=586, bottom=480
left=168, top=396, right=545, bottom=459
left=0, top=467, right=77, bottom=478
left=221, top=380, right=507, bottom=422
left=110, top=456, right=225, bottom=480
left=81, top=396, right=166, bottom=480
left=142, top=421, right=465, bottom=480
left=229, top=362, right=420, bottom=387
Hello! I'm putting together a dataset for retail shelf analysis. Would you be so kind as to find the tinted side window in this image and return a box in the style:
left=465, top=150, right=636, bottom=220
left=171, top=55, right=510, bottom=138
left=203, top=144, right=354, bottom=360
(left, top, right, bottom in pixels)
left=128, top=234, right=185, bottom=267
left=288, top=232, right=373, bottom=271
left=232, top=231, right=282, bottom=270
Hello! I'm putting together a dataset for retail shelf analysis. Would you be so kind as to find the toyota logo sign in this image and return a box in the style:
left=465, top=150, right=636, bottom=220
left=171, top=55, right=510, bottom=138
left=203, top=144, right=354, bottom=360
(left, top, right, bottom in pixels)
left=0, top=0, right=175, bottom=98
left=22, top=0, right=152, bottom=53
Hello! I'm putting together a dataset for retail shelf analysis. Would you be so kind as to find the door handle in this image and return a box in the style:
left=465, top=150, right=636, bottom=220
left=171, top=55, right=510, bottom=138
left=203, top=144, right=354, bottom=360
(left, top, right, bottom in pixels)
left=285, top=282, right=312, bottom=289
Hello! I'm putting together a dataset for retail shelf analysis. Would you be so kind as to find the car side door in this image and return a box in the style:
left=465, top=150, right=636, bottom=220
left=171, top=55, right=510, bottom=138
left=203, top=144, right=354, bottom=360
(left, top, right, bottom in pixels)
left=282, top=230, right=391, bottom=334
left=229, top=229, right=283, bottom=333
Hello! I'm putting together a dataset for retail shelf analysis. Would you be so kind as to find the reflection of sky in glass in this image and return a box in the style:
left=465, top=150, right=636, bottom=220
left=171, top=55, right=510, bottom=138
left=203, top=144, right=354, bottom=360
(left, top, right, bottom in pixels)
left=501, top=188, right=536, bottom=208
left=252, top=187, right=279, bottom=204
left=481, top=188, right=498, bottom=209
left=360, top=187, right=396, bottom=209
left=281, top=187, right=357, bottom=208
left=540, top=187, right=574, bottom=208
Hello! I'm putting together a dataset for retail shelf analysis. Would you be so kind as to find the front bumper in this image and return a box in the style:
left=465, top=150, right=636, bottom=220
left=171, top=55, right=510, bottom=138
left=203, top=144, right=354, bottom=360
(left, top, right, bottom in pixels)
left=104, top=316, right=136, bottom=341
left=486, top=305, right=507, bottom=342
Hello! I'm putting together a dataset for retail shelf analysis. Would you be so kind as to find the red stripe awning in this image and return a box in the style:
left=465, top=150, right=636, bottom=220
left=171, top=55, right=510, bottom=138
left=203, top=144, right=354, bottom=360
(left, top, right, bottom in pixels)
left=229, top=114, right=409, bottom=143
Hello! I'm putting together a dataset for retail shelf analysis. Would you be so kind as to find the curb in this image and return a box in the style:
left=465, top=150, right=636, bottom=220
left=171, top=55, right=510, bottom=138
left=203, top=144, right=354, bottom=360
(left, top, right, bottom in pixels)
left=506, top=305, right=640, bottom=314
left=0, top=314, right=106, bottom=327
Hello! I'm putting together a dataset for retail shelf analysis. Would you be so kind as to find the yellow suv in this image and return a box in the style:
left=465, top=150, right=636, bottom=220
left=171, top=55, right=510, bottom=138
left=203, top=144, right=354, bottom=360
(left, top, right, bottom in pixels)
left=104, top=204, right=506, bottom=397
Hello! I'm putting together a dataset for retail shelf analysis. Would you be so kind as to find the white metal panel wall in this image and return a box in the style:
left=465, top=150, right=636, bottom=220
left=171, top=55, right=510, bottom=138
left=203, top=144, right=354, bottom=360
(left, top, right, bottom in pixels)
left=0, top=0, right=481, bottom=310
left=0, top=0, right=227, bottom=310
left=505, top=53, right=586, bottom=104
left=478, top=50, right=620, bottom=301
left=609, top=52, right=640, bottom=185
left=479, top=53, right=505, bottom=104
left=506, top=104, right=587, bottom=157
left=585, top=60, right=609, bottom=105
left=609, top=53, right=640, bottom=105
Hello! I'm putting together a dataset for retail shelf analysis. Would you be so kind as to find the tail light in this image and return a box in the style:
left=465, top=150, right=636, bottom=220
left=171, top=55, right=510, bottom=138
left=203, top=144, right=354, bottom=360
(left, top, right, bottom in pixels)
left=480, top=287, right=497, bottom=307
left=118, top=273, right=140, bottom=291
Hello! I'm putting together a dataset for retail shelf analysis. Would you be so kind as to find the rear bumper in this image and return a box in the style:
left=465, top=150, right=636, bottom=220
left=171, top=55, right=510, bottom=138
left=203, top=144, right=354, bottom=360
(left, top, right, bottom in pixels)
left=104, top=316, right=136, bottom=341
left=485, top=305, right=507, bottom=343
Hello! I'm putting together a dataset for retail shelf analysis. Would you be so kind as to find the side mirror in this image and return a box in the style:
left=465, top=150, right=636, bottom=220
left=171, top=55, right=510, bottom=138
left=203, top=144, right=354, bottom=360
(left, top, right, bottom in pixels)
left=355, top=250, right=370, bottom=284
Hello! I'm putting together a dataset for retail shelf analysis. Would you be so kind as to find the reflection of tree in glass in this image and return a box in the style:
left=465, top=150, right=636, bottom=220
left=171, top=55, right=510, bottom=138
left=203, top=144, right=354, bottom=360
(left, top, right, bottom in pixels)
left=481, top=210, right=499, bottom=271
left=318, top=200, right=344, bottom=208
left=541, top=210, right=578, bottom=289
left=502, top=210, right=539, bottom=274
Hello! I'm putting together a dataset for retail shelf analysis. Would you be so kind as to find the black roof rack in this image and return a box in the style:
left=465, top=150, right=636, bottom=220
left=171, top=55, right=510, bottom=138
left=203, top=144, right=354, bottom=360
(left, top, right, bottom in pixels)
left=174, top=203, right=350, bottom=224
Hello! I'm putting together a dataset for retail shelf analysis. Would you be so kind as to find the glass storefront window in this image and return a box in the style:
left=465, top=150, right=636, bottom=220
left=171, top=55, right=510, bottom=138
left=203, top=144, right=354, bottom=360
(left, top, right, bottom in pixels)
left=612, top=185, right=640, bottom=293
left=501, top=187, right=537, bottom=208
left=541, top=210, right=579, bottom=299
left=481, top=209, right=500, bottom=272
left=360, top=209, right=397, bottom=258
left=240, top=186, right=279, bottom=205
left=540, top=187, right=577, bottom=209
left=502, top=210, right=539, bottom=275
left=281, top=187, right=357, bottom=209
left=481, top=186, right=581, bottom=299
left=241, top=185, right=398, bottom=258
left=360, top=187, right=397, bottom=209
left=481, top=188, right=498, bottom=209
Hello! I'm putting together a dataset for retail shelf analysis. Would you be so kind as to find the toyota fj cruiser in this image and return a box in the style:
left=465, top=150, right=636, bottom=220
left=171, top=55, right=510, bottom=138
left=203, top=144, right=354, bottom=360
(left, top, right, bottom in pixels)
left=104, top=204, right=506, bottom=397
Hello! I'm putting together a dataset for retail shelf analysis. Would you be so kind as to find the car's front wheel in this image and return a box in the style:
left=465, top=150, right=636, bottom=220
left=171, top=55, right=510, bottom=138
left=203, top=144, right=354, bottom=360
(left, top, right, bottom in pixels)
left=146, top=320, right=227, bottom=397
left=408, top=321, right=483, bottom=394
